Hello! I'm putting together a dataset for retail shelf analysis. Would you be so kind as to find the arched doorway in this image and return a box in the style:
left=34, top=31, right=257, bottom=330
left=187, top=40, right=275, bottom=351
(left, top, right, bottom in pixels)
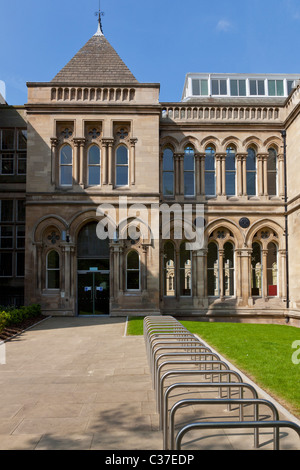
left=77, top=222, right=110, bottom=315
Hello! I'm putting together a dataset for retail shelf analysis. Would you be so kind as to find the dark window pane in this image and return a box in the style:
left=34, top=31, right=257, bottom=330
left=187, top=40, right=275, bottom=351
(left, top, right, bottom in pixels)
left=246, top=149, right=256, bottom=170
left=17, top=200, right=25, bottom=222
left=78, top=222, right=109, bottom=258
left=163, top=148, right=174, bottom=171
left=0, top=226, right=13, bottom=248
left=163, top=173, right=174, bottom=195
left=47, top=250, right=59, bottom=269
left=127, top=271, right=139, bottom=290
left=205, top=173, right=215, bottom=195
left=201, top=80, right=208, bottom=95
left=220, top=80, right=227, bottom=95
left=116, top=146, right=128, bottom=164
left=287, top=80, right=294, bottom=95
left=88, top=166, right=100, bottom=185
left=47, top=270, right=60, bottom=289
left=60, top=145, right=72, bottom=164
left=17, top=155, right=26, bottom=174
left=0, top=252, right=13, bottom=276
left=88, top=145, right=100, bottom=165
left=268, top=172, right=277, bottom=196
left=60, top=166, right=72, bottom=185
left=127, top=251, right=139, bottom=270
left=257, top=80, right=265, bottom=95
left=1, top=130, right=14, bottom=150
left=18, top=130, right=27, bottom=150
left=184, top=172, right=195, bottom=196
left=230, top=80, right=238, bottom=96
left=1, top=200, right=13, bottom=222
left=192, top=79, right=200, bottom=95
left=276, top=80, right=284, bottom=96
left=239, top=80, right=246, bottom=96
left=247, top=173, right=256, bottom=195
left=211, top=80, right=219, bottom=95
left=116, top=165, right=128, bottom=186
left=16, top=252, right=25, bottom=277
left=226, top=173, right=236, bottom=196
left=184, top=148, right=194, bottom=170
left=1, top=155, right=14, bottom=174
left=268, top=80, right=276, bottom=96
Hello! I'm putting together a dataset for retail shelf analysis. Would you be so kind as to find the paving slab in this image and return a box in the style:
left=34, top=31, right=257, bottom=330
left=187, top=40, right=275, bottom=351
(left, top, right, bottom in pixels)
left=0, top=316, right=299, bottom=451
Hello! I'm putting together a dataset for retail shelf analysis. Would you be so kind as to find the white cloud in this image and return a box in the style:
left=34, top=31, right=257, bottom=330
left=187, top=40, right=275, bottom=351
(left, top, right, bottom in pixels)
left=216, top=19, right=233, bottom=32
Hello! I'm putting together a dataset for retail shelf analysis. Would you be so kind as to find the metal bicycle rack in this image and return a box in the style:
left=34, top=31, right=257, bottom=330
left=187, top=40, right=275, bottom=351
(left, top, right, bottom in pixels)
left=143, top=315, right=300, bottom=451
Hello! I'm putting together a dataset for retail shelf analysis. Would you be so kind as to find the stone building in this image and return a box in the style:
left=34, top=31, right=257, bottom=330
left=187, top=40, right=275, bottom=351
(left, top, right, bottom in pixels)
left=1, top=19, right=300, bottom=326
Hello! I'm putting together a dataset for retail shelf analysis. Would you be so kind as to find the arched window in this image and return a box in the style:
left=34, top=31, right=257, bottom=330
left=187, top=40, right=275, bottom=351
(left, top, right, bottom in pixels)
left=246, top=148, right=256, bottom=196
left=223, top=242, right=234, bottom=296
left=267, top=148, right=277, bottom=196
left=60, top=145, right=73, bottom=186
left=251, top=242, right=262, bottom=296
left=207, top=242, right=219, bottom=296
left=226, top=146, right=236, bottom=196
left=88, top=145, right=101, bottom=186
left=180, top=242, right=192, bottom=296
left=163, top=242, right=175, bottom=296
left=184, top=146, right=195, bottom=196
left=267, top=242, right=278, bottom=296
left=205, top=146, right=216, bottom=196
left=162, top=148, right=174, bottom=196
left=126, top=251, right=140, bottom=290
left=116, top=145, right=129, bottom=186
left=46, top=250, right=60, bottom=289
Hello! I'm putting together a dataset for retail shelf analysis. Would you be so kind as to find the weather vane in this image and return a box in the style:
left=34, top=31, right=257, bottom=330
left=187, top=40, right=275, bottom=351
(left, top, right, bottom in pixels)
left=95, top=0, right=105, bottom=35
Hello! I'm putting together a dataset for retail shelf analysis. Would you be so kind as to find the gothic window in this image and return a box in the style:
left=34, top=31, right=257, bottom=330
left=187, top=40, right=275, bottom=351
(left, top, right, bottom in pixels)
left=226, top=146, right=236, bottom=196
left=251, top=242, right=262, bottom=296
left=207, top=242, right=219, bottom=296
left=267, top=148, right=277, bottom=196
left=126, top=250, right=140, bottom=290
left=88, top=145, right=101, bottom=186
left=163, top=241, right=175, bottom=296
left=184, top=146, right=195, bottom=196
left=205, top=146, right=216, bottom=196
left=46, top=250, right=60, bottom=289
left=162, top=148, right=174, bottom=196
left=267, top=242, right=278, bottom=296
left=59, top=144, right=73, bottom=186
left=116, top=145, right=129, bottom=186
left=246, top=147, right=256, bottom=196
left=180, top=242, right=192, bottom=296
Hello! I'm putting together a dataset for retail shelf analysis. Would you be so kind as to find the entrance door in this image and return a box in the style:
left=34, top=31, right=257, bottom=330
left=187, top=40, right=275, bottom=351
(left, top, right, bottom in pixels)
left=78, top=270, right=110, bottom=315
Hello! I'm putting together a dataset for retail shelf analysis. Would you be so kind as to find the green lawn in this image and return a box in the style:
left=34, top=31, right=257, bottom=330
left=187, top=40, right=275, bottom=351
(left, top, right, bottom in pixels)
left=127, top=317, right=300, bottom=418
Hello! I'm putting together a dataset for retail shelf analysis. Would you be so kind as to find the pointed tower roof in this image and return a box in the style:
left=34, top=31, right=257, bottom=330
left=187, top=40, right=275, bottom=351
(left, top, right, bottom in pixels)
left=51, top=23, right=138, bottom=85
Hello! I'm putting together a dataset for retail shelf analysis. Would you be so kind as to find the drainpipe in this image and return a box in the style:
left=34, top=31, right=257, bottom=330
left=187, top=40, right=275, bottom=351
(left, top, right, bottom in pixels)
left=281, top=130, right=289, bottom=311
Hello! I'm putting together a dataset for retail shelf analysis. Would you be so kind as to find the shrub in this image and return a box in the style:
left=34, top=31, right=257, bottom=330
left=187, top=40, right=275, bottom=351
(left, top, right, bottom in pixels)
left=0, top=304, right=41, bottom=332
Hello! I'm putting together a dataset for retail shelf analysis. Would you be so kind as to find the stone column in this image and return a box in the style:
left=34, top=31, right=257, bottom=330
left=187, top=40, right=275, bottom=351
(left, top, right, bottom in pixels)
left=142, top=245, right=147, bottom=292
left=179, top=153, right=184, bottom=195
left=219, top=248, right=224, bottom=299
left=102, top=139, right=108, bottom=185
left=278, top=153, right=285, bottom=198
left=242, top=154, right=247, bottom=196
left=236, top=154, right=243, bottom=197
left=174, top=153, right=180, bottom=195
left=130, top=138, right=138, bottom=186
left=176, top=248, right=180, bottom=300
left=220, top=154, right=226, bottom=196
left=279, top=249, right=287, bottom=301
left=215, top=154, right=222, bottom=196
left=195, top=248, right=207, bottom=307
left=78, top=138, right=86, bottom=188
left=107, top=139, right=114, bottom=186
left=194, top=153, right=201, bottom=196
left=50, top=138, right=58, bottom=186
left=262, top=154, right=269, bottom=196
left=257, top=154, right=264, bottom=196
left=262, top=248, right=268, bottom=298
left=200, top=154, right=206, bottom=195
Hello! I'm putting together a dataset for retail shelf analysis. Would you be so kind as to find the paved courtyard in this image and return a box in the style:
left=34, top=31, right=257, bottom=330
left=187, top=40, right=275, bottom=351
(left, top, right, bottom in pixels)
left=0, top=316, right=299, bottom=450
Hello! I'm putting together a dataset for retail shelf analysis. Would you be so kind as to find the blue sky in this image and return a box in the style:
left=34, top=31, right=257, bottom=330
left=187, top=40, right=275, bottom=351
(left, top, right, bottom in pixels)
left=1, top=0, right=300, bottom=105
